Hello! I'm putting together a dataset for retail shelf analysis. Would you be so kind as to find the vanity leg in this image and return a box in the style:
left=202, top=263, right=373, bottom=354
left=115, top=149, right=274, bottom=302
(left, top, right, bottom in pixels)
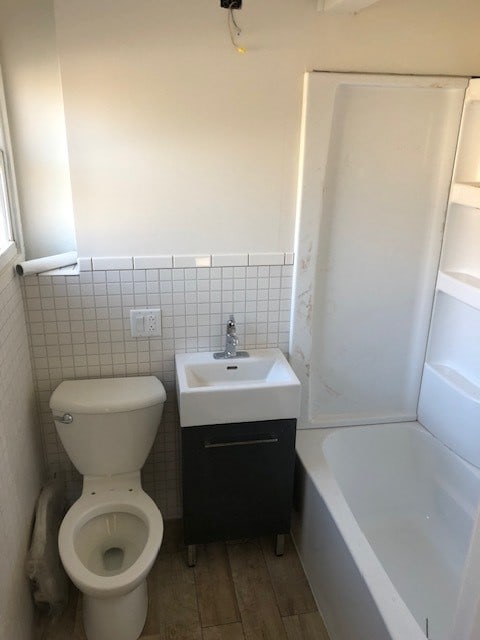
left=275, top=534, right=285, bottom=556
left=187, top=544, right=197, bottom=567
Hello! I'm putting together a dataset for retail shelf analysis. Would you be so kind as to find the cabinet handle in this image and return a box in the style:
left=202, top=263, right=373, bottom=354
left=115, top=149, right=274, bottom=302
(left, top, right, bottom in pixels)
left=204, top=437, right=278, bottom=449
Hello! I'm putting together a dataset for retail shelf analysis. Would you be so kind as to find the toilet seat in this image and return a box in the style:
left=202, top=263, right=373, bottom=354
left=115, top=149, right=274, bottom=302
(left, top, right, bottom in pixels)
left=59, top=488, right=163, bottom=599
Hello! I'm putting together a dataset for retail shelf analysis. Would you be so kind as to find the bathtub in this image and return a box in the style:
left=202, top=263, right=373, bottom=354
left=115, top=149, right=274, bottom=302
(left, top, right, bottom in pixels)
left=292, top=422, right=480, bottom=640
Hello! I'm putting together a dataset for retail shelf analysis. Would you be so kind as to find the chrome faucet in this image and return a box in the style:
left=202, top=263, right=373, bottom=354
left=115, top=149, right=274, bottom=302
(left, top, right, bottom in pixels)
left=213, top=315, right=249, bottom=359
left=225, top=315, right=239, bottom=357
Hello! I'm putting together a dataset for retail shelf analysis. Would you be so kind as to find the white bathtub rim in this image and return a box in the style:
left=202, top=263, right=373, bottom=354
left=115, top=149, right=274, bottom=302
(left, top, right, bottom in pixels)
left=295, top=421, right=433, bottom=640
left=300, top=412, right=418, bottom=430
left=300, top=415, right=480, bottom=476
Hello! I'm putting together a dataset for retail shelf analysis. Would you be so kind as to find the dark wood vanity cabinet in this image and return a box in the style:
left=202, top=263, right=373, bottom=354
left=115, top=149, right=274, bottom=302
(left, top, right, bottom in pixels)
left=182, top=418, right=297, bottom=550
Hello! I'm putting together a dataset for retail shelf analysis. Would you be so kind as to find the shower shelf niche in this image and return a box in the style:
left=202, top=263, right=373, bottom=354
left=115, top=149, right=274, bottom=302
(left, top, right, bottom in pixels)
left=418, top=362, right=480, bottom=467
left=450, top=183, right=480, bottom=209
left=438, top=201, right=480, bottom=309
left=436, top=271, right=480, bottom=311
left=424, top=363, right=480, bottom=402
left=419, top=287, right=480, bottom=466
left=425, top=293, right=480, bottom=389
left=419, top=79, right=480, bottom=470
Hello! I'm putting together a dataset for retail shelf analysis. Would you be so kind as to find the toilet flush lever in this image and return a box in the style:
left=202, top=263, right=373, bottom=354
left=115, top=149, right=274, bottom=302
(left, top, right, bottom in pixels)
left=54, top=413, right=73, bottom=424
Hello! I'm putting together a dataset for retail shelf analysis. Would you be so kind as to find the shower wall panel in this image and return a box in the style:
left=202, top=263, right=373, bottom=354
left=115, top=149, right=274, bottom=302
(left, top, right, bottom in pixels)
left=291, top=72, right=467, bottom=427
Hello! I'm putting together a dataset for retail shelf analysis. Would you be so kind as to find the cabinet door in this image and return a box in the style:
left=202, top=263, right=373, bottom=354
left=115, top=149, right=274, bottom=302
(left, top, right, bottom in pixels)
left=182, top=419, right=296, bottom=544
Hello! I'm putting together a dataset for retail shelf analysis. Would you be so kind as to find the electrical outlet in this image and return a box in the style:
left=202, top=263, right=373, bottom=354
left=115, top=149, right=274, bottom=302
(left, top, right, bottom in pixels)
left=130, top=308, right=162, bottom=337
left=221, top=0, right=242, bottom=8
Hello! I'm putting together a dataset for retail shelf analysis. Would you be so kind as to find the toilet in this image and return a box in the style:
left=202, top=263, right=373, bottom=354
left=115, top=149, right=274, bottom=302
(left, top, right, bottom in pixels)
left=49, top=376, right=166, bottom=640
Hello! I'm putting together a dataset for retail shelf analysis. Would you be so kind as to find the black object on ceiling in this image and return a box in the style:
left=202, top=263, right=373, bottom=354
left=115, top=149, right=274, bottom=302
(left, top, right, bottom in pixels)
left=221, top=0, right=242, bottom=9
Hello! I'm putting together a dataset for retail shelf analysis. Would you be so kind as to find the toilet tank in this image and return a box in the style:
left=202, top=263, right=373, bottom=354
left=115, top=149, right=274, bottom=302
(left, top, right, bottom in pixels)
left=50, top=376, right=166, bottom=476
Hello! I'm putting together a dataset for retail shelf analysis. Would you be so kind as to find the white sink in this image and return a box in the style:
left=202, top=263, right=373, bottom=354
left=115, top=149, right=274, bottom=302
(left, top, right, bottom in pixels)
left=175, top=348, right=301, bottom=427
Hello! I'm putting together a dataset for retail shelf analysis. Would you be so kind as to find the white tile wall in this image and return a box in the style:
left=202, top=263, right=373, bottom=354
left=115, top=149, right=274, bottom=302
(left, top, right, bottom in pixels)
left=248, top=252, right=285, bottom=266
left=133, top=256, right=173, bottom=269
left=211, top=254, right=249, bottom=267
left=23, top=264, right=293, bottom=518
left=80, top=252, right=294, bottom=271
left=92, top=256, right=133, bottom=270
left=173, top=255, right=211, bottom=268
left=0, top=263, right=44, bottom=640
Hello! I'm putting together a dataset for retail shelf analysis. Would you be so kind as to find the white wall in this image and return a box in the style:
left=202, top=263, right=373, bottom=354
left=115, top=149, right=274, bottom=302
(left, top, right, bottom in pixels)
left=53, top=0, right=307, bottom=257
left=0, top=262, right=44, bottom=640
left=2, top=0, right=480, bottom=257
left=0, top=0, right=76, bottom=259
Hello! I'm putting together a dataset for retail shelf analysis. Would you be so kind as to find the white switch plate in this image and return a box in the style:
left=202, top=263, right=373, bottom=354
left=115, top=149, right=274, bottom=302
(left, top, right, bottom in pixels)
left=130, top=308, right=162, bottom=337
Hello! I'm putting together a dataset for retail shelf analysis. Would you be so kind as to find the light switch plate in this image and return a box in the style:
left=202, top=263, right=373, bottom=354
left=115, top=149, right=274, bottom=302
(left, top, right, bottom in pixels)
left=130, top=308, right=162, bottom=337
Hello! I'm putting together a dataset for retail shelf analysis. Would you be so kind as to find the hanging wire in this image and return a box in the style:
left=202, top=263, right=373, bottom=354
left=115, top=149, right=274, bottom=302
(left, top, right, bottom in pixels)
left=227, top=2, right=246, bottom=54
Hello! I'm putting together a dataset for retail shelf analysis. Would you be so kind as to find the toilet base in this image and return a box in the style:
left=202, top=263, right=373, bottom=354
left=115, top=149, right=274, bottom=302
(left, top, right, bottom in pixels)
left=83, top=580, right=148, bottom=640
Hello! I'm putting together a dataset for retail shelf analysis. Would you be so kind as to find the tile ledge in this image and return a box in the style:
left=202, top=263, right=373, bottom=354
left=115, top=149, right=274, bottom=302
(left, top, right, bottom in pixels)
left=81, top=253, right=295, bottom=269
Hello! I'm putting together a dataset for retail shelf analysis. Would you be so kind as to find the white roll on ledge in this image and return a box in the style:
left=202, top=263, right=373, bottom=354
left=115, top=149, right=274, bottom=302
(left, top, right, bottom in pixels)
left=15, top=251, right=78, bottom=276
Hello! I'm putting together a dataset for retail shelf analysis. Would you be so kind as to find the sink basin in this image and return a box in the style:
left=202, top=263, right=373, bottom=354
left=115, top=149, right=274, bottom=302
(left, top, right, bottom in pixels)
left=175, top=348, right=301, bottom=427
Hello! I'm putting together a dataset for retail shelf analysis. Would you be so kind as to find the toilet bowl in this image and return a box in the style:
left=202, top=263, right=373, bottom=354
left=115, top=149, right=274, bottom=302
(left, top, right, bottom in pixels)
left=50, top=376, right=166, bottom=640
left=59, top=476, right=163, bottom=598
left=59, top=475, right=163, bottom=640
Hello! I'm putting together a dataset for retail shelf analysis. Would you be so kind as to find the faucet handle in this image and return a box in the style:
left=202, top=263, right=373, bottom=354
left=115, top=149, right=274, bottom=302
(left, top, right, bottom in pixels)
left=228, top=314, right=236, bottom=327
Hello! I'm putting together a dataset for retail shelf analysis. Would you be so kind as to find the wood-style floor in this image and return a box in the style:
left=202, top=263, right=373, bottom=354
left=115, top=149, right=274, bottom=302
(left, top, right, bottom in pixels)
left=35, top=520, right=330, bottom=640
